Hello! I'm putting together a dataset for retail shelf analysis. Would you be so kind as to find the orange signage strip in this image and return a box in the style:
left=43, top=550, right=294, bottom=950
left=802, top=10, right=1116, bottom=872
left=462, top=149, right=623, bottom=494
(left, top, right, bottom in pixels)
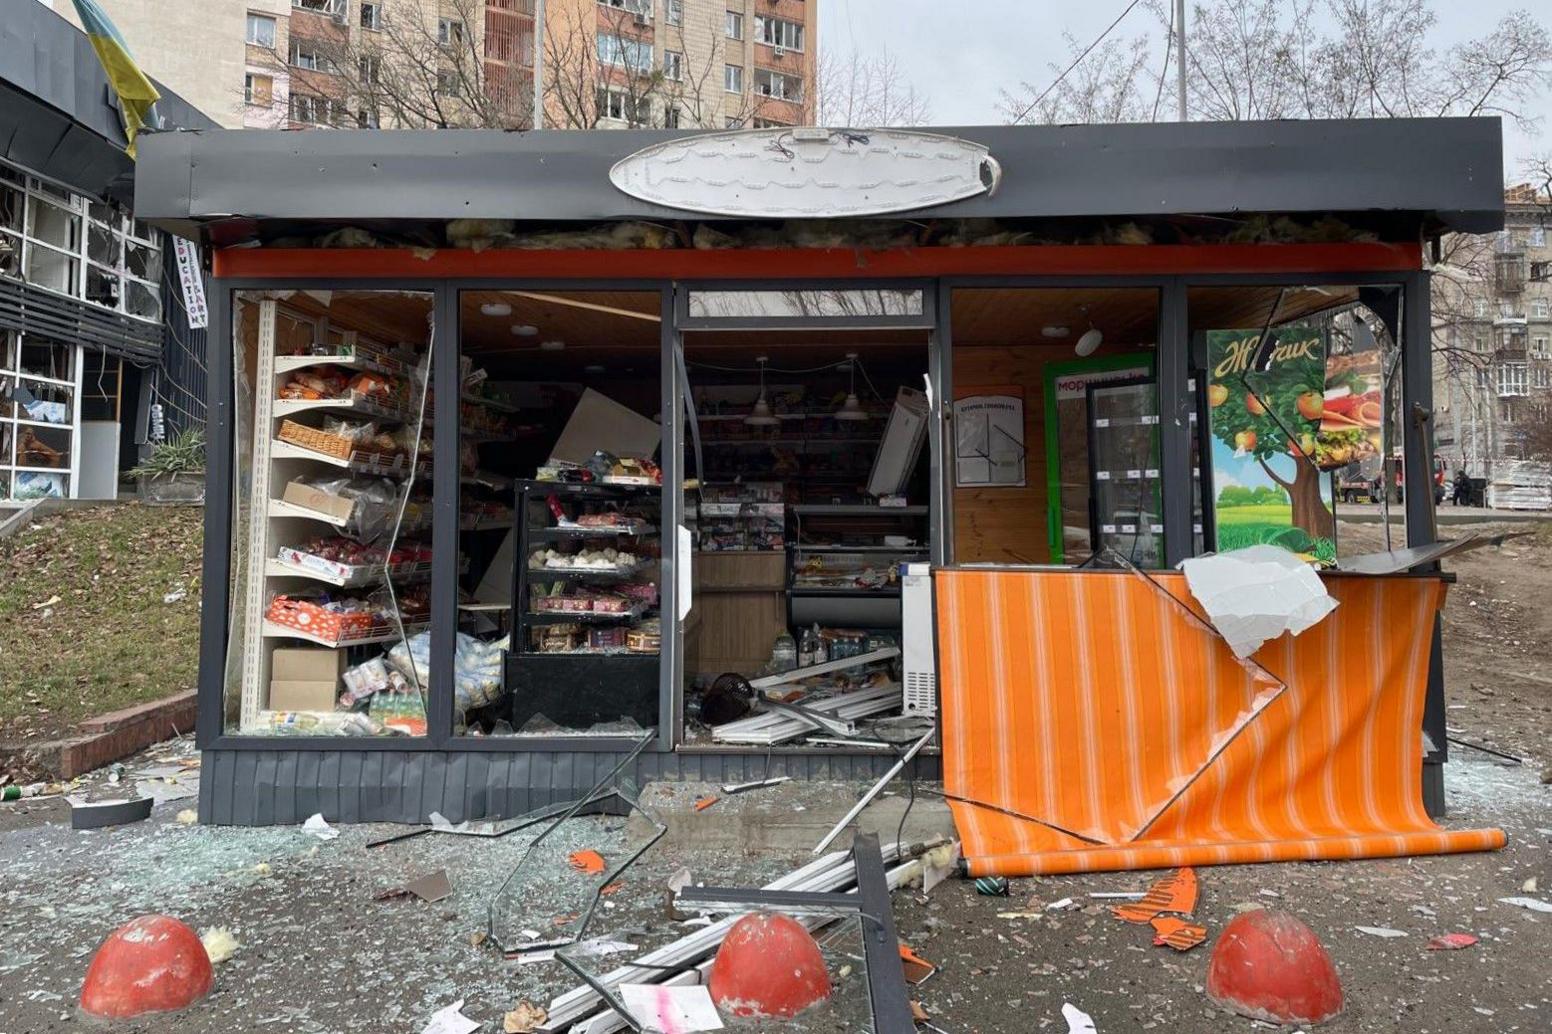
left=212, top=242, right=1423, bottom=281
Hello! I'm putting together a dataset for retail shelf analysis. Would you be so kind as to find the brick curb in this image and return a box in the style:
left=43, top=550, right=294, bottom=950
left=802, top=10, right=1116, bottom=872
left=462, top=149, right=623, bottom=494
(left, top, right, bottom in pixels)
left=1, top=691, right=197, bottom=779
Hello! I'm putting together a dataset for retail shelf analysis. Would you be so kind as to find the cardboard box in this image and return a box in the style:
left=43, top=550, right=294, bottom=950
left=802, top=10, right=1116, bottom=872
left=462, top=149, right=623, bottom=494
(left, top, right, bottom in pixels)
left=282, top=480, right=356, bottom=522
left=272, top=647, right=346, bottom=682
left=268, top=680, right=340, bottom=711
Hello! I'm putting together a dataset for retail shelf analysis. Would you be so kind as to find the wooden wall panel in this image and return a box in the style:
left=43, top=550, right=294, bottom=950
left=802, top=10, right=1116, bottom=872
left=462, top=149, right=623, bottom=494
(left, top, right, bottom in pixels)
left=952, top=345, right=1071, bottom=565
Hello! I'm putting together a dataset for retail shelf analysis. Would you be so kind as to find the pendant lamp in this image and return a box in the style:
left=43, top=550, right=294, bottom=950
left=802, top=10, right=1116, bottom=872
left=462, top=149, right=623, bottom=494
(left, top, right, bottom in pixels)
left=834, top=352, right=868, bottom=421
left=745, top=356, right=779, bottom=426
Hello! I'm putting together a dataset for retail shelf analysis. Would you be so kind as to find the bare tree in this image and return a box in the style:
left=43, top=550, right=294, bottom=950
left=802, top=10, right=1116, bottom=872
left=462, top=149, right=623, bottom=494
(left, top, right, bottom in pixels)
left=257, top=0, right=534, bottom=129
left=999, top=0, right=1552, bottom=129
left=818, top=46, right=931, bottom=127
left=264, top=0, right=763, bottom=131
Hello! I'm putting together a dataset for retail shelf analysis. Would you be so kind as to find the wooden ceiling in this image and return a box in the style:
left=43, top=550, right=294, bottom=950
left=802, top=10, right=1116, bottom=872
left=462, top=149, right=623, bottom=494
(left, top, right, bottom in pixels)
left=266, top=285, right=1362, bottom=373
left=950, top=285, right=1359, bottom=348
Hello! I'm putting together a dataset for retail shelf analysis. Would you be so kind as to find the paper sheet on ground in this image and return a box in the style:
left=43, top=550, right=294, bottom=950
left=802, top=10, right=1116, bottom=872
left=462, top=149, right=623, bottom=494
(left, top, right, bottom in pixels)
left=1180, top=545, right=1337, bottom=657
left=421, top=1000, right=480, bottom=1034
left=619, top=983, right=724, bottom=1032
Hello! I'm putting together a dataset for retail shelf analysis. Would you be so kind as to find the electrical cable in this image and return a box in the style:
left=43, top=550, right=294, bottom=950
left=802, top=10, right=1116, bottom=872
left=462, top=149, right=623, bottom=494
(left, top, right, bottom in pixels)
left=1010, top=0, right=1147, bottom=124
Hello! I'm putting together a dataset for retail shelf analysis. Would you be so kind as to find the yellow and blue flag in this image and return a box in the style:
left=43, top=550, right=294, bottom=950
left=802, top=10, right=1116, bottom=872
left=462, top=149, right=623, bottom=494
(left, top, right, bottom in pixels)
left=70, top=0, right=161, bottom=157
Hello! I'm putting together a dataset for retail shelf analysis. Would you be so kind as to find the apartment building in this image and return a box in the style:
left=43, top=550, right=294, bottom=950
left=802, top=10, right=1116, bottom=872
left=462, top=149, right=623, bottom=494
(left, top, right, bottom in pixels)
left=1431, top=185, right=1552, bottom=508
left=57, top=0, right=817, bottom=131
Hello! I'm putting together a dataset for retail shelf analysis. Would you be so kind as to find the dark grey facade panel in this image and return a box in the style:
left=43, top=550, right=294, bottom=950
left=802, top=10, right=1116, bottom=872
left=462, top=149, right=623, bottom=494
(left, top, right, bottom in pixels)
left=135, top=117, right=1504, bottom=236
left=199, top=749, right=942, bottom=826
left=0, top=1, right=215, bottom=204
left=155, top=246, right=208, bottom=433
left=0, top=278, right=162, bottom=362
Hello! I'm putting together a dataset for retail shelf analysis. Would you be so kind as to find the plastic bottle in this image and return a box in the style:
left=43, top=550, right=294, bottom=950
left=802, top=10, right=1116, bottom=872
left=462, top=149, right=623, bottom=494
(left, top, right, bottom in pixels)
left=810, top=623, right=829, bottom=665
left=771, top=633, right=797, bottom=672
left=798, top=626, right=818, bottom=667
left=1, top=783, right=46, bottom=802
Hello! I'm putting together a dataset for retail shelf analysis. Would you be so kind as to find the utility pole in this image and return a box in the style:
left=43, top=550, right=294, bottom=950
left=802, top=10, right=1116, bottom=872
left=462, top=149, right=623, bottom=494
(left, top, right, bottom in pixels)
left=533, top=0, right=545, bottom=130
left=1175, top=0, right=1187, bottom=121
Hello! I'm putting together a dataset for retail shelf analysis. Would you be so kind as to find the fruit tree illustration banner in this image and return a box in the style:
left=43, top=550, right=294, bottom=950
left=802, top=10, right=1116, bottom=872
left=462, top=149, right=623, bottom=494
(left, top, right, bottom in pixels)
left=1206, top=327, right=1337, bottom=564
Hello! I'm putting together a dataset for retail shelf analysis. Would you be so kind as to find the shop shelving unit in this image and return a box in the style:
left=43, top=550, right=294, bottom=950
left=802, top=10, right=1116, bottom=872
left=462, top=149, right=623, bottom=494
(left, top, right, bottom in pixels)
left=234, top=299, right=431, bottom=732
left=508, top=479, right=661, bottom=731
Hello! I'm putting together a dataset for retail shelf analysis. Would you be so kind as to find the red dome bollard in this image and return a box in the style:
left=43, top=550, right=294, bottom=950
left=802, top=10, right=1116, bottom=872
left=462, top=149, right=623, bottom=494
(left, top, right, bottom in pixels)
left=708, top=912, right=831, bottom=1019
left=80, top=915, right=214, bottom=1020
left=1206, top=909, right=1343, bottom=1025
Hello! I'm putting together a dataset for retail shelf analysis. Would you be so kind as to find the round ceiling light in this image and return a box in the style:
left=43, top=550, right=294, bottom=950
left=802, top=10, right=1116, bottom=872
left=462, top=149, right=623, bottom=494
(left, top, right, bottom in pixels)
left=1074, top=328, right=1104, bottom=357
left=510, top=324, right=538, bottom=336
left=584, top=364, right=605, bottom=374
left=481, top=301, right=513, bottom=317
left=539, top=340, right=566, bottom=351
left=1041, top=325, right=1070, bottom=338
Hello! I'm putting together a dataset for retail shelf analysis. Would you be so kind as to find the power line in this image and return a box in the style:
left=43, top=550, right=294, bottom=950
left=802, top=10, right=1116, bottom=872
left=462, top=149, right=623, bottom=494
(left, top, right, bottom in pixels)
left=1011, top=0, right=1147, bottom=124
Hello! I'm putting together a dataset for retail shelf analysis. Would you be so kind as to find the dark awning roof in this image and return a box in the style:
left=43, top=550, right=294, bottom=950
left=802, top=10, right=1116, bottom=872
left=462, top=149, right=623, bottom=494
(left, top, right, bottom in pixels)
left=0, top=1, right=215, bottom=206
left=134, top=117, right=1506, bottom=244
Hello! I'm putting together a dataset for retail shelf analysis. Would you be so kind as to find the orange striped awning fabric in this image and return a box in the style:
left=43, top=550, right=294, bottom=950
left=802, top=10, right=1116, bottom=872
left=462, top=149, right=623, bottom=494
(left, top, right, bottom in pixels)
left=936, top=569, right=1506, bottom=877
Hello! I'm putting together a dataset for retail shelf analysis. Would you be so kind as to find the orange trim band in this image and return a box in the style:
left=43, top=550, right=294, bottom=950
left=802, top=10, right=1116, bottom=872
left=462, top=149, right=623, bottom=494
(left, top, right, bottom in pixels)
left=212, top=242, right=1424, bottom=280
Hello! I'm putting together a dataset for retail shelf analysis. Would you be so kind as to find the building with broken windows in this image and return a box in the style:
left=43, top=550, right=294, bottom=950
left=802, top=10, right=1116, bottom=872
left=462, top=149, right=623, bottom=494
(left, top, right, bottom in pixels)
left=1431, top=185, right=1552, bottom=509
left=0, top=2, right=215, bottom=501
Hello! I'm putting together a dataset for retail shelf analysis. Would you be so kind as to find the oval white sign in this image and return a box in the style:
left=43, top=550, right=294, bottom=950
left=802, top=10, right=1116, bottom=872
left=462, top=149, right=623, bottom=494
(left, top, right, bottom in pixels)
left=609, top=127, right=1002, bottom=218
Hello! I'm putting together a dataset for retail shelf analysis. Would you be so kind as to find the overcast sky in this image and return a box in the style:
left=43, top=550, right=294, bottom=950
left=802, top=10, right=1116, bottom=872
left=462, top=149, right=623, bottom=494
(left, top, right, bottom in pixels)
left=822, top=1, right=1551, bottom=177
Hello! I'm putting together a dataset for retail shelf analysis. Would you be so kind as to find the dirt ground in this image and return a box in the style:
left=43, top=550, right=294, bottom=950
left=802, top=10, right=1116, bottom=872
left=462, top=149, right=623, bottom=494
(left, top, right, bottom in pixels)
left=0, top=514, right=1548, bottom=1033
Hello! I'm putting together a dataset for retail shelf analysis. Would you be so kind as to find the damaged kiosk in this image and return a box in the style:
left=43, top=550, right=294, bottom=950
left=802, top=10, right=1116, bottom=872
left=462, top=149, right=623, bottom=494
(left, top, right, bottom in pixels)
left=132, top=118, right=1504, bottom=829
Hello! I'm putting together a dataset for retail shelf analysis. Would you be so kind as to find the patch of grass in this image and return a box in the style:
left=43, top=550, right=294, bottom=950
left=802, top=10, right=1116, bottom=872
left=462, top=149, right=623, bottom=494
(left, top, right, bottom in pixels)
left=1214, top=502, right=1295, bottom=524
left=0, top=504, right=202, bottom=740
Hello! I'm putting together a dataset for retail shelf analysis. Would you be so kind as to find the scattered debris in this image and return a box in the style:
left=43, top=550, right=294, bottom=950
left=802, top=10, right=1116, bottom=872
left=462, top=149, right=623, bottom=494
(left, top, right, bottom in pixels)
left=694, top=795, right=720, bottom=812
left=30, top=594, right=60, bottom=610
left=546, top=837, right=940, bottom=1032
left=176, top=809, right=198, bottom=825
left=1113, top=868, right=1196, bottom=923
left=1062, top=1002, right=1098, bottom=1033
left=1497, top=896, right=1552, bottom=914
left=899, top=944, right=937, bottom=986
left=200, top=927, right=239, bottom=964
left=1426, top=933, right=1480, bottom=951
left=502, top=1000, right=548, bottom=1033
left=420, top=1000, right=480, bottom=1034
left=69, top=796, right=153, bottom=830
left=1114, top=869, right=1207, bottom=952
left=621, top=983, right=724, bottom=1031
left=1151, top=916, right=1208, bottom=951
left=812, top=725, right=935, bottom=854
left=719, top=775, right=791, bottom=795
left=568, top=850, right=607, bottom=875
left=1524, top=877, right=1539, bottom=893
left=920, top=842, right=960, bottom=896
left=1089, top=891, right=1146, bottom=900
left=1046, top=897, right=1077, bottom=911
left=252, top=863, right=272, bottom=877
left=1355, top=926, right=1407, bottom=938
left=376, top=870, right=454, bottom=904
left=301, top=813, right=339, bottom=840
left=974, top=875, right=1009, bottom=897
